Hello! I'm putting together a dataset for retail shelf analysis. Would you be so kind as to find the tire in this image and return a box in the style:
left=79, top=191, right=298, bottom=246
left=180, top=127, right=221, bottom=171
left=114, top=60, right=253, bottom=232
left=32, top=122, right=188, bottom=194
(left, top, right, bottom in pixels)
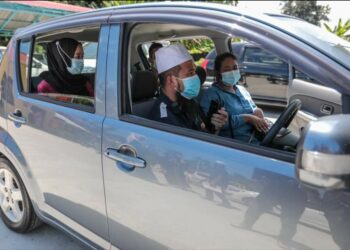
left=0, top=158, right=41, bottom=233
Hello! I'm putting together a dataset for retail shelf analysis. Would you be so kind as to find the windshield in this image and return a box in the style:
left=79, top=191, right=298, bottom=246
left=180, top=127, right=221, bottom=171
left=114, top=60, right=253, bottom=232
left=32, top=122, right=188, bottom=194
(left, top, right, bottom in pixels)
left=270, top=16, right=350, bottom=70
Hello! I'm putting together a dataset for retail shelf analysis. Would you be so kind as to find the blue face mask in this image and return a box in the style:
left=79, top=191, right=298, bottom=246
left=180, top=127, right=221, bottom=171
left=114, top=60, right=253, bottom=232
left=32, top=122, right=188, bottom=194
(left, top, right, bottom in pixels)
left=67, top=58, right=84, bottom=75
left=179, top=75, right=201, bottom=99
left=56, top=41, right=84, bottom=75
left=221, top=70, right=241, bottom=86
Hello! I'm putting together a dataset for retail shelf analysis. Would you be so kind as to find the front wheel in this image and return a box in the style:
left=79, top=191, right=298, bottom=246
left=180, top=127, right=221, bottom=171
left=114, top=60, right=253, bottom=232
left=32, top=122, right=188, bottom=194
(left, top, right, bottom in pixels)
left=0, top=158, right=41, bottom=232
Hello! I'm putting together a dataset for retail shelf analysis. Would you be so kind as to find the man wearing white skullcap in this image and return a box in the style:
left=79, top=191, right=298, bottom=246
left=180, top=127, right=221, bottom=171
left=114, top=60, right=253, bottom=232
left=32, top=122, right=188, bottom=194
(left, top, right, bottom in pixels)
left=149, top=44, right=228, bottom=133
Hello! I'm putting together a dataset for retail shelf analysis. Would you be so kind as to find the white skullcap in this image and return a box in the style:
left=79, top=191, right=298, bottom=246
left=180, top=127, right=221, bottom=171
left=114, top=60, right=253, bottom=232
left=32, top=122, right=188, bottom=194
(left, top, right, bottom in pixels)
left=155, top=44, right=192, bottom=74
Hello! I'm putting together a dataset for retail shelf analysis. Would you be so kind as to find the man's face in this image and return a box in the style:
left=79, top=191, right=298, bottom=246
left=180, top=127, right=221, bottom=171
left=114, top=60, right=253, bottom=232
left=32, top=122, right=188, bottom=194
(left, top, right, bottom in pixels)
left=175, top=60, right=196, bottom=92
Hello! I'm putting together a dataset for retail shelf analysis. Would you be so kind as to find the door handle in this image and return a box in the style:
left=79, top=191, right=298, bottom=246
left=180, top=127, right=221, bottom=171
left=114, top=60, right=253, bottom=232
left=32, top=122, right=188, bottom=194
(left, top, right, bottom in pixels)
left=320, top=104, right=333, bottom=115
left=8, top=110, right=26, bottom=124
left=104, top=147, right=146, bottom=168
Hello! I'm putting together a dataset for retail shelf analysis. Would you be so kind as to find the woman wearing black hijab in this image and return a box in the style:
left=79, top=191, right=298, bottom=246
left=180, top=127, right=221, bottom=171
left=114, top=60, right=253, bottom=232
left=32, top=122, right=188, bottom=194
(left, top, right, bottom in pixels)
left=37, top=37, right=94, bottom=96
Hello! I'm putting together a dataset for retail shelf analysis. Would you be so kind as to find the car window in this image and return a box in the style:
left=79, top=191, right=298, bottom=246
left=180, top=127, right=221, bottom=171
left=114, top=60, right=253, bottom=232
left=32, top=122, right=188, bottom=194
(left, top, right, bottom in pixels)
left=82, top=42, right=98, bottom=73
left=18, top=27, right=99, bottom=110
left=243, top=47, right=286, bottom=65
left=18, top=39, right=31, bottom=93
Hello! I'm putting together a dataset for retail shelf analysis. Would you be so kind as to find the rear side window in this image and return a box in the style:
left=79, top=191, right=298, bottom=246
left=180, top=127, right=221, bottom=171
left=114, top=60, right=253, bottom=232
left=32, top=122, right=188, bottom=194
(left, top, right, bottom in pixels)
left=18, top=39, right=31, bottom=93
left=17, top=27, right=100, bottom=111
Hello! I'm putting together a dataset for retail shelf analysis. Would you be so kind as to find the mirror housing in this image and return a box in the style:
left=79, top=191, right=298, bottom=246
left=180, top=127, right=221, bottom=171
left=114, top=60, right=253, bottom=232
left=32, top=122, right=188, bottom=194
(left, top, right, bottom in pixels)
left=296, top=114, right=350, bottom=189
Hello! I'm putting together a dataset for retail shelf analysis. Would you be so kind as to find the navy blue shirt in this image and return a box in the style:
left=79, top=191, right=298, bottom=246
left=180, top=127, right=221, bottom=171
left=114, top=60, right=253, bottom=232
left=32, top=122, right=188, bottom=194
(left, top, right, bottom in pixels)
left=150, top=92, right=205, bottom=131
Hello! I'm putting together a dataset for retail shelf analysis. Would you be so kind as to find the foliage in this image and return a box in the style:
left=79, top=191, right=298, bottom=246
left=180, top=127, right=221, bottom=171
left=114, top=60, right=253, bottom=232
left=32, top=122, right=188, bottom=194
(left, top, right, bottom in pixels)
left=324, top=18, right=350, bottom=42
left=281, top=0, right=330, bottom=26
left=57, top=1, right=238, bottom=56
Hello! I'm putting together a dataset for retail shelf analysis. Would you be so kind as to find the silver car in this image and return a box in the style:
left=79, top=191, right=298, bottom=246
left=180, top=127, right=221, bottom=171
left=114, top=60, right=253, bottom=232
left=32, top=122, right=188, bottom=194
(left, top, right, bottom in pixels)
left=0, top=2, right=349, bottom=249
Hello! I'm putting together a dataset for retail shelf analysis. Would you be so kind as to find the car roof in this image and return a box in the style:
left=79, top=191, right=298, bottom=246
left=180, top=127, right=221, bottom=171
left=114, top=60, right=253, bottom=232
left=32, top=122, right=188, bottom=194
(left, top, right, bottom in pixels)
left=14, top=2, right=291, bottom=37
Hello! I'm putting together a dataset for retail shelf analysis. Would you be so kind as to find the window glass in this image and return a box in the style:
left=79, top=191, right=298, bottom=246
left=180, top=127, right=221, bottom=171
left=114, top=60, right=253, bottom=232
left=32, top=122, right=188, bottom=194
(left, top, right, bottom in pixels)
left=82, top=42, right=98, bottom=73
left=31, top=43, right=48, bottom=78
left=295, top=68, right=322, bottom=85
left=19, top=39, right=31, bottom=93
left=243, top=47, right=286, bottom=65
left=21, top=27, right=100, bottom=109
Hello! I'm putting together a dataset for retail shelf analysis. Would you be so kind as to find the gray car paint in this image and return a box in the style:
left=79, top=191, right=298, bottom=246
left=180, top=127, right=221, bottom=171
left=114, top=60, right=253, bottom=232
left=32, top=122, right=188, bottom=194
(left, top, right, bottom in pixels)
left=0, top=3, right=349, bottom=250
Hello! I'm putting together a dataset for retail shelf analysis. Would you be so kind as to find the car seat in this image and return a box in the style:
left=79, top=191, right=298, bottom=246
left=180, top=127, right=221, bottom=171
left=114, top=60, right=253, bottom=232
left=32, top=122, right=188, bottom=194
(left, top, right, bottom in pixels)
left=132, top=71, right=158, bottom=118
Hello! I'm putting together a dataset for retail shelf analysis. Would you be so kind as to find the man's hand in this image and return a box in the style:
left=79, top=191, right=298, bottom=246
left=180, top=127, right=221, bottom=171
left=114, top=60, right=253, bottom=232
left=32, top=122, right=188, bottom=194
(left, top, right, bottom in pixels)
left=211, top=107, right=228, bottom=132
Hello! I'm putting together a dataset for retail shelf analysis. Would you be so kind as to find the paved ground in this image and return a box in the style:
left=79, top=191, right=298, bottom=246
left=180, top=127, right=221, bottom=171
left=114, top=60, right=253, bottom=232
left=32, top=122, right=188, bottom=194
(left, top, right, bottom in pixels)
left=0, top=220, right=86, bottom=250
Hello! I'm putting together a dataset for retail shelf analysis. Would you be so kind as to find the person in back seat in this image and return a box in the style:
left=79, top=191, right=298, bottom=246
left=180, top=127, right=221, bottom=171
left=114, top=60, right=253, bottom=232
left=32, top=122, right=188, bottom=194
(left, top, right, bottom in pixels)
left=148, top=42, right=163, bottom=77
left=37, top=38, right=94, bottom=97
left=149, top=44, right=227, bottom=133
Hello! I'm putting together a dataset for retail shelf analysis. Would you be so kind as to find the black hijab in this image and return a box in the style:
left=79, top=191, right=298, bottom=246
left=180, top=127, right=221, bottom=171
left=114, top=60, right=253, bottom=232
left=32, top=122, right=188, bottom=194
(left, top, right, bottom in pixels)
left=42, top=38, right=89, bottom=95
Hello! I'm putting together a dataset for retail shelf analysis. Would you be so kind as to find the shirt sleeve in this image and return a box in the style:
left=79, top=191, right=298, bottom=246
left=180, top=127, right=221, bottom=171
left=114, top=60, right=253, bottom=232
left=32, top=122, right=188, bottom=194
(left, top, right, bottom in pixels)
left=239, top=86, right=257, bottom=111
left=230, top=113, right=246, bottom=128
left=37, top=80, right=56, bottom=93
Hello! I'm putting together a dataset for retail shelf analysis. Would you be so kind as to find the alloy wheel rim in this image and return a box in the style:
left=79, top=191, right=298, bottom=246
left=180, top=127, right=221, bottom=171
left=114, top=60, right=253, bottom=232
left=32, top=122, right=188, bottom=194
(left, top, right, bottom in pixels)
left=0, top=169, right=24, bottom=223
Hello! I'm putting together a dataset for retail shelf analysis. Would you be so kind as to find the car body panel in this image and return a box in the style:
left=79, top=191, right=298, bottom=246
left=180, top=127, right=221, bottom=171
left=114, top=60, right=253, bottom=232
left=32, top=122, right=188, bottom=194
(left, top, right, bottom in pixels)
left=0, top=3, right=349, bottom=249
left=2, top=20, right=110, bottom=243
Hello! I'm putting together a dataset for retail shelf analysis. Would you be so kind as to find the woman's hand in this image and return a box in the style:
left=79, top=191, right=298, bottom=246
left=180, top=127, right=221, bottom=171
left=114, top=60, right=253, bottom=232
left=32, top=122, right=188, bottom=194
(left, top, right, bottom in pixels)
left=253, top=108, right=264, bottom=119
left=248, top=114, right=269, bottom=133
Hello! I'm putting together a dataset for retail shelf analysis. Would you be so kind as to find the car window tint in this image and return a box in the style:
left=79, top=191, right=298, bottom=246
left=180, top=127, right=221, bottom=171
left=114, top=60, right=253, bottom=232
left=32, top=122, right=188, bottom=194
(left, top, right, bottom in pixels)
left=18, top=39, right=31, bottom=93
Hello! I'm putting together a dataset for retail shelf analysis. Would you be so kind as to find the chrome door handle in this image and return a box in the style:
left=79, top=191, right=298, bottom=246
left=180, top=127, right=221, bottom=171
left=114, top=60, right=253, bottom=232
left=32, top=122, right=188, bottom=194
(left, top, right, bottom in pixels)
left=8, top=110, right=26, bottom=124
left=104, top=148, right=146, bottom=168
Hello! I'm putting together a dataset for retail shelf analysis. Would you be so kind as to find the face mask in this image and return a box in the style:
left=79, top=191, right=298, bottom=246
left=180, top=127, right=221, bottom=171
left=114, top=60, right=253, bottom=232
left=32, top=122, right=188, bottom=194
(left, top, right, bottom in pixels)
left=56, top=41, right=84, bottom=75
left=178, top=75, right=201, bottom=99
left=67, top=58, right=84, bottom=75
left=221, top=70, right=241, bottom=86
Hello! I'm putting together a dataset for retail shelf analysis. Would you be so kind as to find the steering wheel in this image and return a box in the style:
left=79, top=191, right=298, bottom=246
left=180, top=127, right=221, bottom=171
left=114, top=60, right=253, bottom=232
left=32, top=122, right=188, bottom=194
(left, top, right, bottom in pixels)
left=260, top=99, right=302, bottom=146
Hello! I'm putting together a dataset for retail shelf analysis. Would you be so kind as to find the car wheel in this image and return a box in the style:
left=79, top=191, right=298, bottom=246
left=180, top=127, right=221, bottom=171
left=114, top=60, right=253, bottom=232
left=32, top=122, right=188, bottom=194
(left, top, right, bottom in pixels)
left=0, top=158, right=41, bottom=232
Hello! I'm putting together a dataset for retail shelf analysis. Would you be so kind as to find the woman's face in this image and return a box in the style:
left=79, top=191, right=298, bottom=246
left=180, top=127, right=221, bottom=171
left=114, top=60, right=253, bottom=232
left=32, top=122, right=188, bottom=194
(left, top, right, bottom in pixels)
left=220, top=57, right=238, bottom=74
left=73, top=44, right=84, bottom=59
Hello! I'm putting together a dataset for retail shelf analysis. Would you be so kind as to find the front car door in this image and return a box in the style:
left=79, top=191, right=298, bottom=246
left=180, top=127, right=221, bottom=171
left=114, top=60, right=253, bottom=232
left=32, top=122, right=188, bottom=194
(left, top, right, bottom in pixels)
left=5, top=24, right=110, bottom=247
left=101, top=6, right=350, bottom=249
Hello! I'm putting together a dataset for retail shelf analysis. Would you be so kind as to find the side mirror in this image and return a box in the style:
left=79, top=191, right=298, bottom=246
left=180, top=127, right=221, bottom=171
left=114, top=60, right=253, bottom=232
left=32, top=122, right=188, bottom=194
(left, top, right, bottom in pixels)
left=296, top=114, right=350, bottom=189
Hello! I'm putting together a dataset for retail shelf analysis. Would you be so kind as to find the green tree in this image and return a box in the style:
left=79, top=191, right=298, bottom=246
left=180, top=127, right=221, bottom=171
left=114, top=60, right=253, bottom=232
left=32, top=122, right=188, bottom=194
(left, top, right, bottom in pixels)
left=324, top=18, right=350, bottom=41
left=281, top=0, right=330, bottom=26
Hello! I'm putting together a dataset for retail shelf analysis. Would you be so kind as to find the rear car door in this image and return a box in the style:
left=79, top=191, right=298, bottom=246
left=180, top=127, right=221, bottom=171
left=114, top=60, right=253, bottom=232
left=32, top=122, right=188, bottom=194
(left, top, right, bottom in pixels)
left=5, top=25, right=109, bottom=246
left=102, top=23, right=344, bottom=250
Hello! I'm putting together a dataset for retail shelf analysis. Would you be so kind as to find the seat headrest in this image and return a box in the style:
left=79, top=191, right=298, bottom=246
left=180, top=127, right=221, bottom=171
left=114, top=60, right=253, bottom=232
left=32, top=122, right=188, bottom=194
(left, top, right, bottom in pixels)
left=196, top=66, right=206, bottom=85
left=132, top=71, right=158, bottom=102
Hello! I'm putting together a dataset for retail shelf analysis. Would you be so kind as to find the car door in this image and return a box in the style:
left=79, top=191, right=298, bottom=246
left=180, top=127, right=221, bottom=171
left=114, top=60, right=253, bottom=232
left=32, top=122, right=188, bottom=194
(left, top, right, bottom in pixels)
left=5, top=25, right=109, bottom=245
left=102, top=23, right=343, bottom=250
left=287, top=68, right=343, bottom=134
left=239, top=45, right=289, bottom=107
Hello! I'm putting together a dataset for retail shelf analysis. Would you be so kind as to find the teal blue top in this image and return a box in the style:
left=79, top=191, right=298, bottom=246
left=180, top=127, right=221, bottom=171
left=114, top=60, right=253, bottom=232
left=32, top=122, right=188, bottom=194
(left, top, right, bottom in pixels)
left=200, top=83, right=257, bottom=142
